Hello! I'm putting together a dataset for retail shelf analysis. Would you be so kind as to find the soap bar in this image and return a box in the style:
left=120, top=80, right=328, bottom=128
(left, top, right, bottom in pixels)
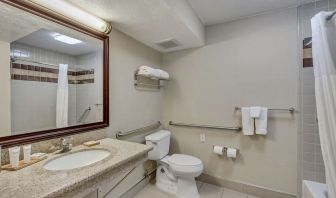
left=31, top=153, right=47, bottom=159
left=83, top=140, right=100, bottom=147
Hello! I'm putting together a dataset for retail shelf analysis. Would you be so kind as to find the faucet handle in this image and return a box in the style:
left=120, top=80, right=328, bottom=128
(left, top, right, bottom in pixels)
left=60, top=137, right=72, bottom=145
left=58, top=137, right=73, bottom=153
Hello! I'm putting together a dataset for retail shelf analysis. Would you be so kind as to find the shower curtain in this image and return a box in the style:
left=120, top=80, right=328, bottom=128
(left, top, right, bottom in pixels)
left=56, top=64, right=69, bottom=128
left=311, top=12, right=336, bottom=197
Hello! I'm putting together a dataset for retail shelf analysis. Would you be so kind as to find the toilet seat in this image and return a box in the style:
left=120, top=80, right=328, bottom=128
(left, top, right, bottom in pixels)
left=168, top=154, right=203, bottom=176
left=168, top=154, right=202, bottom=166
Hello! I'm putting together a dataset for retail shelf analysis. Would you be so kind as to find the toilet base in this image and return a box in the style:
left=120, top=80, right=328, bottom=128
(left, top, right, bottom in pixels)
left=176, top=177, right=200, bottom=198
left=156, top=165, right=177, bottom=195
left=155, top=165, right=200, bottom=198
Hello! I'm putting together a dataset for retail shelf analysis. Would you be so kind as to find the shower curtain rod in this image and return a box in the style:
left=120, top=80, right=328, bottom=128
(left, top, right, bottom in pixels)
left=304, top=11, right=336, bottom=47
left=11, top=57, right=59, bottom=68
left=11, top=57, right=89, bottom=71
left=326, top=10, right=336, bottom=21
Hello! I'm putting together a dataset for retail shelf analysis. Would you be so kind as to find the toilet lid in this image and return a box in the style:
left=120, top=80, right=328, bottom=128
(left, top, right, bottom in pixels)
left=168, top=154, right=202, bottom=166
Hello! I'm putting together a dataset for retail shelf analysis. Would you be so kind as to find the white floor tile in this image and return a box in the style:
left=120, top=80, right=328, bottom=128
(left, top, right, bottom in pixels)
left=199, top=183, right=224, bottom=198
left=133, top=184, right=169, bottom=198
left=134, top=182, right=257, bottom=198
left=247, top=195, right=260, bottom=198
left=221, top=188, right=247, bottom=198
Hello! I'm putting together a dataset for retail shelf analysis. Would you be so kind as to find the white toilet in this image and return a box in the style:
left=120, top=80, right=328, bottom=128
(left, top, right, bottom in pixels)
left=145, top=130, right=203, bottom=198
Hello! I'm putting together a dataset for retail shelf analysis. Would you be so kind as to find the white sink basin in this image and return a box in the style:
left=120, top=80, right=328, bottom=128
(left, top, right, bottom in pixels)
left=43, top=149, right=110, bottom=171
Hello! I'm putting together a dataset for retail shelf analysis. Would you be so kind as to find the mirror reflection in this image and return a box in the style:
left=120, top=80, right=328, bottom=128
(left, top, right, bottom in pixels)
left=0, top=3, right=104, bottom=137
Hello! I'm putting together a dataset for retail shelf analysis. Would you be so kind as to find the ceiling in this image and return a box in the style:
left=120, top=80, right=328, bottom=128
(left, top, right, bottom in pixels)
left=187, top=0, right=317, bottom=26
left=67, top=0, right=318, bottom=53
left=15, top=29, right=101, bottom=56
left=0, top=1, right=102, bottom=56
left=68, top=0, right=205, bottom=53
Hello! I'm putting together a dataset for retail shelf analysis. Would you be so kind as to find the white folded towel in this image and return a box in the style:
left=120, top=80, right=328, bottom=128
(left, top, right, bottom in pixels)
left=137, top=66, right=155, bottom=77
left=138, top=66, right=169, bottom=80
left=242, top=107, right=254, bottom=135
left=250, top=106, right=261, bottom=118
left=255, top=107, right=268, bottom=135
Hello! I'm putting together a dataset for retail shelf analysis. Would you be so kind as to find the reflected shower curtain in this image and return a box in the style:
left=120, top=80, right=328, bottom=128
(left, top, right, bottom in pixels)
left=56, top=64, right=69, bottom=128
left=311, top=12, right=336, bottom=197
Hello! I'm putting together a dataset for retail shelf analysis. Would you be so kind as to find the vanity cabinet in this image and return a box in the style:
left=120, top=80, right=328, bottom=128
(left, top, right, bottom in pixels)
left=83, top=189, right=99, bottom=198
left=67, top=157, right=147, bottom=198
left=102, top=162, right=146, bottom=198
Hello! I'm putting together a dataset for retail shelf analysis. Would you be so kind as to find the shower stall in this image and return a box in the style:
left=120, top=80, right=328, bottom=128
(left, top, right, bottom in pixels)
left=298, top=0, right=336, bottom=197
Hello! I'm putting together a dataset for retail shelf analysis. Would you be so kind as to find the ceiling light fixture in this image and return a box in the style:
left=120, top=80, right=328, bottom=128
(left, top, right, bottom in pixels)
left=28, top=0, right=112, bottom=34
left=53, top=33, right=83, bottom=45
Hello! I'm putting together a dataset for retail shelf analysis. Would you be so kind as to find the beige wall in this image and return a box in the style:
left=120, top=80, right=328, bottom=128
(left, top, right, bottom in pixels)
left=102, top=28, right=163, bottom=196
left=107, top=29, right=162, bottom=142
left=162, top=8, right=299, bottom=195
left=0, top=41, right=11, bottom=136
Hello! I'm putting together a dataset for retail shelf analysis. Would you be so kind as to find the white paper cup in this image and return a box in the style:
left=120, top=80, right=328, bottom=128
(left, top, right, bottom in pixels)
left=23, top=145, right=31, bottom=164
left=9, top=147, right=20, bottom=168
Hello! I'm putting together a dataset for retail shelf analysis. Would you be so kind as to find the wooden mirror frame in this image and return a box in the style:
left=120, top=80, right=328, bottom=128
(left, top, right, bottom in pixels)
left=0, top=0, right=109, bottom=148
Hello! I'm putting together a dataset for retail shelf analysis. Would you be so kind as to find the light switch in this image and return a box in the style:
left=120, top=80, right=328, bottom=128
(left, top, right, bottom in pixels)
left=200, top=133, right=206, bottom=143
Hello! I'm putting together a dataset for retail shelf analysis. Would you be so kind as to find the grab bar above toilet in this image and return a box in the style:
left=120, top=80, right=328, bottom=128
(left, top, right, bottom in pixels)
left=169, top=121, right=241, bottom=131
left=116, top=121, right=161, bottom=138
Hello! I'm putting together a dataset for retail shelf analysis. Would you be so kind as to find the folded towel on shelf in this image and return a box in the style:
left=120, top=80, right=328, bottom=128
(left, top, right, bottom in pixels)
left=250, top=106, right=261, bottom=118
left=138, top=66, right=170, bottom=80
left=255, top=107, right=268, bottom=135
left=242, top=107, right=254, bottom=135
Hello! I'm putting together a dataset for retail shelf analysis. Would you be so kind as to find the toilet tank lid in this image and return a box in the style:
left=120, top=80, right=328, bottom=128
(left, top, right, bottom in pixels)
left=145, top=130, right=171, bottom=142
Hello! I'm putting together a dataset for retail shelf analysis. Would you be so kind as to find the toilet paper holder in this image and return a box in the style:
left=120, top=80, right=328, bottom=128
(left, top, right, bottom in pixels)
left=212, top=145, right=239, bottom=155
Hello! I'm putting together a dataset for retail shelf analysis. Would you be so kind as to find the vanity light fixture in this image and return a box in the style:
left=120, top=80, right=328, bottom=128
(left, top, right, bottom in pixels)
left=28, top=0, right=112, bottom=34
left=53, top=33, right=82, bottom=45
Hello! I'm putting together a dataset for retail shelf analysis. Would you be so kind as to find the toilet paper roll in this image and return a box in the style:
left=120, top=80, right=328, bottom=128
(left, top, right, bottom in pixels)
left=213, top=146, right=224, bottom=155
left=227, top=148, right=237, bottom=158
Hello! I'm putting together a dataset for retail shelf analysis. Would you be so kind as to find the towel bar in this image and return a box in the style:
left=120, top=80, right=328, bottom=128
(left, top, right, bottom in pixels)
left=235, top=106, right=295, bottom=113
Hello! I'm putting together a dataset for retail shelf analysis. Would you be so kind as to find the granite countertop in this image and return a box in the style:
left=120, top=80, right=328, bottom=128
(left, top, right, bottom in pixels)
left=0, top=138, right=152, bottom=198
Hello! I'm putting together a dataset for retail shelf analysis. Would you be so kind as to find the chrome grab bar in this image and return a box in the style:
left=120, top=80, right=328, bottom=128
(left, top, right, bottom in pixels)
left=77, top=107, right=91, bottom=124
left=116, top=121, right=161, bottom=138
left=169, top=121, right=241, bottom=131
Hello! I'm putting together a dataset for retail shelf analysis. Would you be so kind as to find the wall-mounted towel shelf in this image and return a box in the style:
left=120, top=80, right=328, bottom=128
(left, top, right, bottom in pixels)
left=116, top=121, right=161, bottom=138
left=235, top=106, right=295, bottom=113
left=134, top=82, right=165, bottom=88
left=134, top=69, right=168, bottom=89
left=169, top=121, right=241, bottom=131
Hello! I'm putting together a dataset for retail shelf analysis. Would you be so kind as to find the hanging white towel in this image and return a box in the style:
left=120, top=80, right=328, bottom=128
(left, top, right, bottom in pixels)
left=250, top=106, right=261, bottom=118
left=242, top=107, right=254, bottom=135
left=255, top=107, right=268, bottom=135
left=56, top=64, right=69, bottom=128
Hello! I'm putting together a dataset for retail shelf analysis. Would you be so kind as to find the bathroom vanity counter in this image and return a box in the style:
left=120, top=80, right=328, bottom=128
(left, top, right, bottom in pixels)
left=0, top=138, right=152, bottom=198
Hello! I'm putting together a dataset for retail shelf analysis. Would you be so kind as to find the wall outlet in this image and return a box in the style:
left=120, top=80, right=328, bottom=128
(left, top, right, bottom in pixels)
left=200, top=133, right=206, bottom=143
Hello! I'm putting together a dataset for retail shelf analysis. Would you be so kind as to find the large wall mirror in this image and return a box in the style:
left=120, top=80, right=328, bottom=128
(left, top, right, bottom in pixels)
left=0, top=1, right=109, bottom=148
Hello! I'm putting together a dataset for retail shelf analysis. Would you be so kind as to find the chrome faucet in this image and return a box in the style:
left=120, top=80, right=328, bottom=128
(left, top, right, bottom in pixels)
left=58, top=137, right=72, bottom=153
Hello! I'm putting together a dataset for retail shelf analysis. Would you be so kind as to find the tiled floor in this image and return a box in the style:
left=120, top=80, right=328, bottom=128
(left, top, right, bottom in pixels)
left=134, top=181, right=259, bottom=198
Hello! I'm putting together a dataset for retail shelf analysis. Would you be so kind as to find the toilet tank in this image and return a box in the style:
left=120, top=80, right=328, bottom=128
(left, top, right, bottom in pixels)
left=145, top=130, right=171, bottom=160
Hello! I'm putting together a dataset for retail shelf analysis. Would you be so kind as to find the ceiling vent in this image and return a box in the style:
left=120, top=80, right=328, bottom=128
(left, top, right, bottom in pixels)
left=156, top=39, right=181, bottom=49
